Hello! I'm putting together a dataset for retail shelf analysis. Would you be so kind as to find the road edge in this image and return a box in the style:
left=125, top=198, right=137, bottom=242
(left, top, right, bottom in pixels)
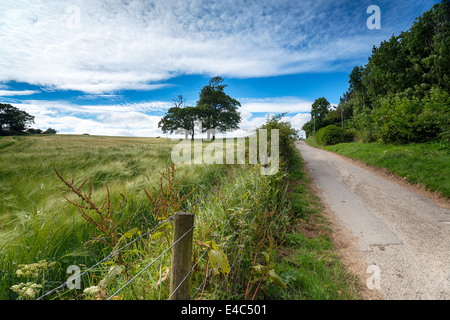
left=301, top=140, right=450, bottom=210
left=294, top=141, right=384, bottom=300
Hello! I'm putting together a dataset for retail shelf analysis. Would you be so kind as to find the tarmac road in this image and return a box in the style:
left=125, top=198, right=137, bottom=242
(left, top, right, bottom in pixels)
left=295, top=141, right=450, bottom=300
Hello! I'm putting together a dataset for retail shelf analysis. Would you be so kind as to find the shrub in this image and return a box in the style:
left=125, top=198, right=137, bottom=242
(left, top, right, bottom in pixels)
left=316, top=125, right=354, bottom=146
left=259, top=113, right=299, bottom=167
left=374, top=87, right=450, bottom=144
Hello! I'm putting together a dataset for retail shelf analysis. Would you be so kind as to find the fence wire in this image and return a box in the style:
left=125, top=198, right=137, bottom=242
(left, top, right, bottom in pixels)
left=110, top=171, right=249, bottom=300
left=36, top=215, right=174, bottom=300
left=37, top=165, right=252, bottom=300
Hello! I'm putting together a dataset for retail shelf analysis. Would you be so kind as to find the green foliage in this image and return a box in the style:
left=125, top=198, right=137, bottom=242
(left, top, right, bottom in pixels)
left=158, top=96, right=198, bottom=139
left=302, top=97, right=331, bottom=138
left=159, top=78, right=241, bottom=140
left=27, top=128, right=57, bottom=135
left=0, top=103, right=35, bottom=136
left=336, top=1, right=450, bottom=144
left=196, top=77, right=241, bottom=139
left=259, top=113, right=299, bottom=168
left=0, top=135, right=226, bottom=299
left=315, top=125, right=354, bottom=146
left=373, top=86, right=450, bottom=144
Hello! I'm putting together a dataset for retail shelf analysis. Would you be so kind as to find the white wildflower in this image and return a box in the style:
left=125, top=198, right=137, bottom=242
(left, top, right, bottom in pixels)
left=10, top=282, right=43, bottom=299
left=83, top=286, right=101, bottom=296
left=15, top=260, right=56, bottom=278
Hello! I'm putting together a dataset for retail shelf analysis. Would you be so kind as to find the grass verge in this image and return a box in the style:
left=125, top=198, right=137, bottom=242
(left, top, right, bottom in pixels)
left=261, top=146, right=363, bottom=300
left=305, top=138, right=450, bottom=198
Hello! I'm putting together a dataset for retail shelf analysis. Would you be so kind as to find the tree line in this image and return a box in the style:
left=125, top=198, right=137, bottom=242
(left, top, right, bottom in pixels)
left=158, top=76, right=241, bottom=140
left=0, top=103, right=57, bottom=136
left=303, top=0, right=449, bottom=145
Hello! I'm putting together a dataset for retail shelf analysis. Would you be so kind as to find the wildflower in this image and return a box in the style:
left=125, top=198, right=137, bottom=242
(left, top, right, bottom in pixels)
left=83, top=286, right=101, bottom=296
left=15, top=260, right=56, bottom=278
left=10, top=282, right=43, bottom=299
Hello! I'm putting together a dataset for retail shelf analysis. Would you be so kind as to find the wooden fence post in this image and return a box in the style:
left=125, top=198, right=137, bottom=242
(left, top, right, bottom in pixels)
left=170, top=212, right=194, bottom=300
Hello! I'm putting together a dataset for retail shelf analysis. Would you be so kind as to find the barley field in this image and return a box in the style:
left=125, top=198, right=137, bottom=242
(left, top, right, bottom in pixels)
left=0, top=134, right=233, bottom=299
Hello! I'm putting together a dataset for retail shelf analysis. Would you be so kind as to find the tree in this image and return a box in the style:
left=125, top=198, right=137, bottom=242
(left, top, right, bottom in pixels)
left=301, top=97, right=331, bottom=138
left=196, top=77, right=241, bottom=140
left=0, top=103, right=35, bottom=135
left=26, top=127, right=57, bottom=135
left=404, top=0, right=450, bottom=91
left=311, top=97, right=331, bottom=134
left=43, top=128, right=57, bottom=134
left=158, top=96, right=198, bottom=140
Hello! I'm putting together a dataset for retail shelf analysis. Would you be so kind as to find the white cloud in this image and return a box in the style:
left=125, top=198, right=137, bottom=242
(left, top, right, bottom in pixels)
left=10, top=95, right=311, bottom=138
left=0, top=0, right=395, bottom=93
left=240, top=97, right=313, bottom=114
left=11, top=99, right=169, bottom=136
left=0, top=90, right=40, bottom=96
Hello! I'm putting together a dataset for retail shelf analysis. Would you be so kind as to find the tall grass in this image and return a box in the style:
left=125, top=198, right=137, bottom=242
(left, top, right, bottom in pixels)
left=0, top=135, right=226, bottom=299
left=1, top=134, right=360, bottom=300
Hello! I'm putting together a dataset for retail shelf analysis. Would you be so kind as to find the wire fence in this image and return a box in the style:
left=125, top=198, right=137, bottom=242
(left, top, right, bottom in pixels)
left=37, top=165, right=257, bottom=300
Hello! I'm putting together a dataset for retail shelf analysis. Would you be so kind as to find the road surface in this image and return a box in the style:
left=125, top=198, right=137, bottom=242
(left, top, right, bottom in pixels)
left=295, top=141, right=450, bottom=300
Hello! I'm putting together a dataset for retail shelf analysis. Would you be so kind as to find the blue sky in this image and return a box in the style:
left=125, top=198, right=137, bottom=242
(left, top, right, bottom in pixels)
left=0, top=0, right=439, bottom=137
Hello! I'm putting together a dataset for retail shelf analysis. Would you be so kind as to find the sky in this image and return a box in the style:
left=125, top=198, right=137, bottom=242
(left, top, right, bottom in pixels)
left=0, top=0, right=439, bottom=138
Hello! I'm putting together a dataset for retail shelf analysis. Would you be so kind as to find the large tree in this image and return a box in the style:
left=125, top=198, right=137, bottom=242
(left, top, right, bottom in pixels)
left=311, top=97, right=331, bottom=133
left=158, top=96, right=198, bottom=139
left=196, top=77, right=241, bottom=140
left=0, top=103, right=35, bottom=135
left=301, top=97, right=331, bottom=138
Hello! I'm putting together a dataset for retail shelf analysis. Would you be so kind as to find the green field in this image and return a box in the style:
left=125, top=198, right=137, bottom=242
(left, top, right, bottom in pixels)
left=306, top=138, right=450, bottom=198
left=0, top=134, right=229, bottom=299
left=0, top=134, right=360, bottom=300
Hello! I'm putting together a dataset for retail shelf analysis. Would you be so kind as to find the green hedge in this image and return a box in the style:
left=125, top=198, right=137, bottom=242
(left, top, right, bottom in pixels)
left=315, top=125, right=354, bottom=146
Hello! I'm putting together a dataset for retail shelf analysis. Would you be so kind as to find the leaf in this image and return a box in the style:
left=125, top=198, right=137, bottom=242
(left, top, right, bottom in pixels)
left=157, top=267, right=170, bottom=286
left=251, top=264, right=266, bottom=275
left=99, top=265, right=124, bottom=289
left=261, top=251, right=270, bottom=263
left=123, top=227, right=139, bottom=239
left=268, top=269, right=287, bottom=288
left=151, top=232, right=164, bottom=241
left=208, top=249, right=230, bottom=276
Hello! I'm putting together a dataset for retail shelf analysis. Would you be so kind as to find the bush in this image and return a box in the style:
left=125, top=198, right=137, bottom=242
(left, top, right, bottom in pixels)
left=259, top=114, right=299, bottom=167
left=374, top=87, right=450, bottom=144
left=316, top=125, right=354, bottom=146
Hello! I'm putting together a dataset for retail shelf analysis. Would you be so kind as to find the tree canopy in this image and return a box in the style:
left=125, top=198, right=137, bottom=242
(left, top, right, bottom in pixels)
left=0, top=103, right=35, bottom=136
left=159, top=77, right=241, bottom=140
left=303, top=0, right=449, bottom=144
left=158, top=95, right=198, bottom=139
left=302, top=97, right=331, bottom=138
left=196, top=77, right=241, bottom=139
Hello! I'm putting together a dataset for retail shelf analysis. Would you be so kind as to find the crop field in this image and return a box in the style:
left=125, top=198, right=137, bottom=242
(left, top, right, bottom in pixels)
left=0, top=134, right=235, bottom=299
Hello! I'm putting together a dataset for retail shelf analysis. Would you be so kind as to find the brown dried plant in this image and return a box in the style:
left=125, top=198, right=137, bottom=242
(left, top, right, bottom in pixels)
left=144, top=163, right=197, bottom=219
left=53, top=167, right=122, bottom=249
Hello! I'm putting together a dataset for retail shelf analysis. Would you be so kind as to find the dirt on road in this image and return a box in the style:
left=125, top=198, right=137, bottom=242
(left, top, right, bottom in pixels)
left=295, top=141, right=450, bottom=300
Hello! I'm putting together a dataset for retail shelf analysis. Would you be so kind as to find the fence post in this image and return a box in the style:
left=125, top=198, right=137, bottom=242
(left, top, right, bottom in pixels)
left=170, top=212, right=194, bottom=300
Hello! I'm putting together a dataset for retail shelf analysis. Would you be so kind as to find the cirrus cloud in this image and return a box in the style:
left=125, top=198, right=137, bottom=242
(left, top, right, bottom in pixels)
left=0, top=0, right=405, bottom=93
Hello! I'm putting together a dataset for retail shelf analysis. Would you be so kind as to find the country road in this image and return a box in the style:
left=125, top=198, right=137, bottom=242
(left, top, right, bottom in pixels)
left=295, top=141, right=450, bottom=300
